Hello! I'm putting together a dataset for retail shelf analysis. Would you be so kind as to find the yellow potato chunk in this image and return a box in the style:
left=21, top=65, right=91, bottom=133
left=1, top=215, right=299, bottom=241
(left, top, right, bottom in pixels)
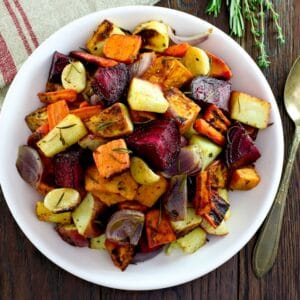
left=182, top=47, right=210, bottom=76
left=230, top=91, right=271, bottom=129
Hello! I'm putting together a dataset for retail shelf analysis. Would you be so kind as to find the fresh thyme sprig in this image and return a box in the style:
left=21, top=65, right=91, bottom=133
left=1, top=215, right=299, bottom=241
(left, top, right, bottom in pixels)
left=205, top=0, right=285, bottom=68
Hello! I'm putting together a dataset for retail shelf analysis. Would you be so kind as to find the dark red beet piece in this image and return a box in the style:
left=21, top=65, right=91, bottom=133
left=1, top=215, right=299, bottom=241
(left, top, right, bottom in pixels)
left=48, top=51, right=69, bottom=83
left=54, top=148, right=84, bottom=189
left=91, top=63, right=129, bottom=107
left=225, top=124, right=261, bottom=169
left=126, top=119, right=181, bottom=170
left=190, top=76, right=231, bottom=111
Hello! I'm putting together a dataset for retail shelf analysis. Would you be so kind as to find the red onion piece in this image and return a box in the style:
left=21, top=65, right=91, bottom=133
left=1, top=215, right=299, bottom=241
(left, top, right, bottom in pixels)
left=162, top=145, right=202, bottom=178
left=131, top=248, right=162, bottom=264
left=106, top=210, right=145, bottom=246
left=16, top=145, right=43, bottom=186
left=168, top=26, right=213, bottom=46
left=130, top=52, right=155, bottom=78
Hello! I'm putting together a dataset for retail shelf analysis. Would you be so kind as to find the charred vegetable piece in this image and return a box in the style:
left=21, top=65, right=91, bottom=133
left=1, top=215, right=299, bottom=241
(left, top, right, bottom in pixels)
left=206, top=51, right=232, bottom=80
left=225, top=124, right=261, bottom=169
left=145, top=209, right=176, bottom=248
left=91, top=63, right=129, bottom=107
left=129, top=110, right=157, bottom=124
left=105, top=239, right=135, bottom=271
left=54, top=148, right=84, bottom=189
left=162, top=144, right=202, bottom=178
left=106, top=209, right=145, bottom=245
left=164, top=175, right=188, bottom=221
left=201, top=219, right=229, bottom=235
left=70, top=51, right=118, bottom=67
left=72, top=192, right=106, bottom=238
left=48, top=51, right=69, bottom=83
left=206, top=160, right=228, bottom=188
left=126, top=119, right=180, bottom=170
left=190, top=76, right=231, bottom=111
left=43, top=188, right=81, bottom=213
left=25, top=106, right=48, bottom=132
left=16, top=145, right=43, bottom=187
left=56, top=224, right=89, bottom=247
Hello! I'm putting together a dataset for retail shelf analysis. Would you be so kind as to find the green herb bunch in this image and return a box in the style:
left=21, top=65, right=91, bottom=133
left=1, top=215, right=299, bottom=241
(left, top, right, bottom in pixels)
left=206, top=0, right=285, bottom=68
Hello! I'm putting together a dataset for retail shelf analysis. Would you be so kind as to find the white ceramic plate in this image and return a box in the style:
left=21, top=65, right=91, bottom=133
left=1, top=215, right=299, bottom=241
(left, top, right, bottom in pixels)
left=0, top=6, right=284, bottom=290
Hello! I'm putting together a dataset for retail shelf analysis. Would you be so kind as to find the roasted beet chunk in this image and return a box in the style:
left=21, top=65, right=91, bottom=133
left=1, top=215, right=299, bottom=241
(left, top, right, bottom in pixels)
left=48, top=51, right=69, bottom=83
left=91, top=63, right=129, bottom=107
left=54, top=148, right=84, bottom=189
left=126, top=119, right=180, bottom=170
left=225, top=124, right=261, bottom=169
left=190, top=76, right=231, bottom=111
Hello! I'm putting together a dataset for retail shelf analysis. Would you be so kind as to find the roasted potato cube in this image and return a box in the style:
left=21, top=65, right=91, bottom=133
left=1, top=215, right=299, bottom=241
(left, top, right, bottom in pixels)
left=135, top=175, right=168, bottom=207
left=93, top=191, right=127, bottom=206
left=127, top=78, right=169, bottom=113
left=25, top=106, right=48, bottom=132
left=35, top=201, right=72, bottom=224
left=72, top=193, right=106, bottom=238
left=86, top=19, right=125, bottom=56
left=176, top=227, right=207, bottom=253
left=133, top=20, right=169, bottom=52
left=201, top=219, right=229, bottom=235
left=37, top=114, right=88, bottom=157
left=229, top=166, right=261, bottom=190
left=85, top=103, right=133, bottom=138
left=93, top=139, right=130, bottom=178
left=182, top=47, right=210, bottom=76
left=230, top=91, right=271, bottom=129
left=164, top=87, right=200, bottom=134
left=142, top=56, right=193, bottom=89
left=171, top=207, right=202, bottom=236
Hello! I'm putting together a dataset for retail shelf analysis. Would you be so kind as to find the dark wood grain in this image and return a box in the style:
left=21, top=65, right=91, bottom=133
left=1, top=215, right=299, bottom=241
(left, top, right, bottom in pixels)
left=1, top=1, right=299, bottom=299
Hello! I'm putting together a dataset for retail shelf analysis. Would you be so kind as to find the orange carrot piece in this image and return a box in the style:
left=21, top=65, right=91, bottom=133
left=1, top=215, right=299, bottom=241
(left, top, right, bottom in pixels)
left=79, top=101, right=90, bottom=108
left=145, top=210, right=176, bottom=249
left=194, top=118, right=225, bottom=146
left=206, top=51, right=232, bottom=80
left=38, top=89, right=77, bottom=104
left=36, top=123, right=49, bottom=135
left=71, top=105, right=102, bottom=120
left=103, top=34, right=142, bottom=63
left=47, top=100, right=69, bottom=130
left=163, top=43, right=189, bottom=57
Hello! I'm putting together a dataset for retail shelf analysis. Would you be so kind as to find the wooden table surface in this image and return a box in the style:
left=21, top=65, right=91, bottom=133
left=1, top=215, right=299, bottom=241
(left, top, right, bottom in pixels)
left=1, top=1, right=300, bottom=299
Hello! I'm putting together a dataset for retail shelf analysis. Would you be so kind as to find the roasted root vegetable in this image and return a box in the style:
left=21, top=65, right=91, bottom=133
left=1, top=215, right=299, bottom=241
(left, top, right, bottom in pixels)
left=145, top=209, right=176, bottom=248
left=164, top=87, right=200, bottom=134
left=70, top=51, right=118, bottom=68
left=130, top=157, right=160, bottom=185
left=229, top=166, right=260, bottom=190
left=103, top=34, right=142, bottom=63
left=25, top=106, right=48, bottom=132
left=163, top=43, right=189, bottom=57
left=133, top=20, right=169, bottom=52
left=61, top=61, right=86, bottom=93
left=206, top=160, right=228, bottom=188
left=90, top=234, right=106, bottom=250
left=38, top=89, right=77, bottom=104
left=126, top=119, right=180, bottom=170
left=135, top=175, right=168, bottom=207
left=206, top=51, right=232, bottom=80
left=201, top=219, right=229, bottom=235
left=182, top=46, right=210, bottom=76
left=142, top=56, right=193, bottom=88
left=78, top=134, right=107, bottom=151
left=85, top=103, right=133, bottom=138
left=176, top=227, right=207, bottom=253
left=47, top=100, right=69, bottom=130
left=93, top=139, right=130, bottom=178
left=48, top=51, right=69, bottom=83
left=230, top=91, right=271, bottom=129
left=127, top=78, right=169, bottom=113
left=86, top=19, right=125, bottom=56
left=129, top=110, right=157, bottom=124
left=190, top=76, right=231, bottom=111
left=71, top=105, right=102, bottom=120
left=43, top=188, right=81, bottom=213
left=36, top=201, right=72, bottom=224
left=56, top=224, right=89, bottom=247
left=37, top=114, right=88, bottom=157
left=72, top=192, right=105, bottom=238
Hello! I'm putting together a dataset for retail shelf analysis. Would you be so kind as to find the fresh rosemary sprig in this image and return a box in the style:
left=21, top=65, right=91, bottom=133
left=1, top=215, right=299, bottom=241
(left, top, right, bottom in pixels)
left=206, top=0, right=285, bottom=68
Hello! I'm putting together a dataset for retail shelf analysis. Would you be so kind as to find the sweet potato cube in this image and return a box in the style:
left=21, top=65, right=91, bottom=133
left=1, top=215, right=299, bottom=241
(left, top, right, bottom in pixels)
left=85, top=103, right=133, bottom=138
left=229, top=166, right=261, bottom=190
left=135, top=176, right=168, bottom=207
left=206, top=160, right=228, bottom=188
left=103, top=34, right=142, bottom=63
left=145, top=210, right=176, bottom=248
left=93, top=139, right=130, bottom=178
left=206, top=51, right=232, bottom=80
left=164, top=87, right=201, bottom=134
left=142, top=56, right=193, bottom=88
left=230, top=91, right=271, bottom=129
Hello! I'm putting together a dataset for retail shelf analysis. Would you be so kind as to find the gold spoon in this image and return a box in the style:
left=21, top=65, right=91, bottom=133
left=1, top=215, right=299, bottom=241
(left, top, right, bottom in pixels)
left=253, top=56, right=300, bottom=277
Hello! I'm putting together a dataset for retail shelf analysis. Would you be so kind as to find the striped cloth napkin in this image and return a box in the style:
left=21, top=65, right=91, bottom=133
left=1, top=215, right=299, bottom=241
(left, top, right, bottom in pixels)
left=0, top=0, right=158, bottom=106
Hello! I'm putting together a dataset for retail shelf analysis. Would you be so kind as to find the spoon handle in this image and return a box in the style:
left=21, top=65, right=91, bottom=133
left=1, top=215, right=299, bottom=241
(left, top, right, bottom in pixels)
left=253, top=125, right=300, bottom=277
